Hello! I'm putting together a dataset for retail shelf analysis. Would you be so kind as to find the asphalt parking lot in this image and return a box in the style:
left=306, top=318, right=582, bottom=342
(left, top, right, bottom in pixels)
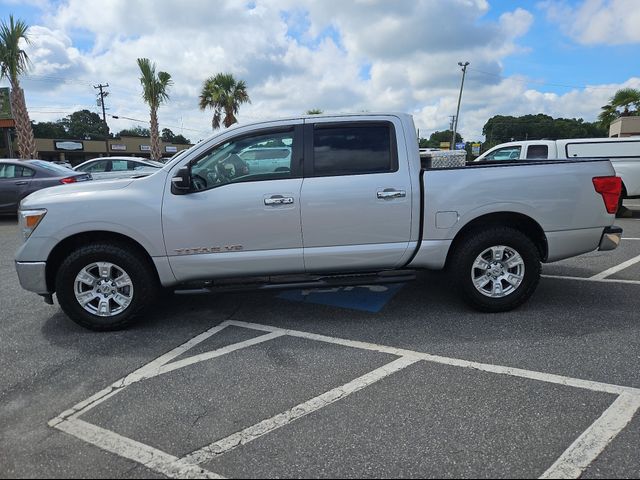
left=1, top=201, right=640, bottom=479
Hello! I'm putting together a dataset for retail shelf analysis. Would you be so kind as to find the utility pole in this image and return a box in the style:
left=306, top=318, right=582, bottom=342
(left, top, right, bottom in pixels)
left=451, top=61, right=469, bottom=150
left=94, top=83, right=110, bottom=156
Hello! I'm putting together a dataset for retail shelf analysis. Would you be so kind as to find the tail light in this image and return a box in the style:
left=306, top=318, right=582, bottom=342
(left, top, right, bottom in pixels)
left=593, top=176, right=622, bottom=214
left=60, top=176, right=78, bottom=184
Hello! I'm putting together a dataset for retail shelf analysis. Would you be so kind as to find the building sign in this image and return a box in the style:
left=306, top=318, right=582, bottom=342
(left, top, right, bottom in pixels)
left=139, top=145, right=151, bottom=152
left=0, top=88, right=11, bottom=120
left=111, top=144, right=127, bottom=151
left=55, top=140, right=84, bottom=151
left=455, top=142, right=466, bottom=150
left=472, top=143, right=481, bottom=156
left=165, top=146, right=178, bottom=153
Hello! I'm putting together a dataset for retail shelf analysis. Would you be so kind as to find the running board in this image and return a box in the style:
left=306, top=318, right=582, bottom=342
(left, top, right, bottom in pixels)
left=173, top=270, right=416, bottom=295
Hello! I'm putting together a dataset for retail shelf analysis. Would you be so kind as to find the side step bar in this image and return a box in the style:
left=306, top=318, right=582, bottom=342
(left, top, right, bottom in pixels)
left=173, top=270, right=417, bottom=295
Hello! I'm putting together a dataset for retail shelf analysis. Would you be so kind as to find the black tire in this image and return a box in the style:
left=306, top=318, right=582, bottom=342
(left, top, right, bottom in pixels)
left=55, top=243, right=159, bottom=331
left=616, top=186, right=628, bottom=218
left=450, top=227, right=541, bottom=312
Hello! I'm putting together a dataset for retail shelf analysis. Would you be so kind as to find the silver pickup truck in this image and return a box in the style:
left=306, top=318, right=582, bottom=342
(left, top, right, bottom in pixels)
left=15, top=113, right=623, bottom=330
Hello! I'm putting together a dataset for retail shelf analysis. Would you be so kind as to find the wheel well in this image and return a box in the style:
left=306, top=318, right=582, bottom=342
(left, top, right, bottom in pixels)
left=445, top=212, right=548, bottom=267
left=46, top=231, right=157, bottom=292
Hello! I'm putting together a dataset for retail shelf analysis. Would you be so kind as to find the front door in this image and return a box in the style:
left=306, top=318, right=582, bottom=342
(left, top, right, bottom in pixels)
left=163, top=123, right=305, bottom=282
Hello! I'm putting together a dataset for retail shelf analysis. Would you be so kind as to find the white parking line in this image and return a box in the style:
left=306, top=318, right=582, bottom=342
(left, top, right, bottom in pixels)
left=50, top=320, right=640, bottom=479
left=590, top=254, right=640, bottom=280
left=622, top=238, right=640, bottom=241
left=225, top=320, right=640, bottom=396
left=540, top=394, right=640, bottom=479
left=50, top=323, right=234, bottom=426
left=156, top=331, right=283, bottom=377
left=182, top=356, right=419, bottom=465
left=542, top=274, right=640, bottom=286
left=56, top=419, right=224, bottom=479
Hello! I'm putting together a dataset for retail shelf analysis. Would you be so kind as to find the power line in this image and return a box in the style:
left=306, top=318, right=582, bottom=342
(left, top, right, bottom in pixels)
left=468, top=67, right=625, bottom=91
left=109, top=114, right=209, bottom=135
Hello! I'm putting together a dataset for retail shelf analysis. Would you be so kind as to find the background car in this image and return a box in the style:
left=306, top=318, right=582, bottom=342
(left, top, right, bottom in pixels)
left=0, top=159, right=91, bottom=215
left=73, top=156, right=163, bottom=181
left=238, top=146, right=292, bottom=174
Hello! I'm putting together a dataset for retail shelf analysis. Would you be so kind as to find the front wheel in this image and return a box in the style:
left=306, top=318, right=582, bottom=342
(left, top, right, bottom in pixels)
left=450, top=227, right=541, bottom=312
left=55, top=243, right=159, bottom=331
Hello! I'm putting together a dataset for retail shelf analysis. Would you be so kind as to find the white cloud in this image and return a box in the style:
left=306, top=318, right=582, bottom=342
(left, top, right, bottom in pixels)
left=542, top=0, right=640, bottom=45
left=0, top=0, right=635, bottom=143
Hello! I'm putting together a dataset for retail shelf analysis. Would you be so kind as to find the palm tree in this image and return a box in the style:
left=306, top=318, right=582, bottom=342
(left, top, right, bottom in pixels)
left=306, top=109, right=323, bottom=115
left=199, top=73, right=250, bottom=130
left=0, top=15, right=37, bottom=159
left=137, top=58, right=172, bottom=160
left=598, top=88, right=640, bottom=127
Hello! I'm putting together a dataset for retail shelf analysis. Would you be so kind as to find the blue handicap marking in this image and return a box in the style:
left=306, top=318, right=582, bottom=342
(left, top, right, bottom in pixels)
left=277, top=283, right=406, bottom=313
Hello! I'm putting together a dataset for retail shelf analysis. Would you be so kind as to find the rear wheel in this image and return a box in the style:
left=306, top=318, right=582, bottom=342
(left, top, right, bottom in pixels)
left=450, top=227, right=541, bottom=312
left=55, top=243, right=159, bottom=331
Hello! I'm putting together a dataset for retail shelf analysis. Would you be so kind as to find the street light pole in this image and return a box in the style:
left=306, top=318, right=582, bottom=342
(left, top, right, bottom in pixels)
left=451, top=61, right=469, bottom=150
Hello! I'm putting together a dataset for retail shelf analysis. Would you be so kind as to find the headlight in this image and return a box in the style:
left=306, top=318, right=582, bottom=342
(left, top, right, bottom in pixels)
left=19, top=209, right=47, bottom=240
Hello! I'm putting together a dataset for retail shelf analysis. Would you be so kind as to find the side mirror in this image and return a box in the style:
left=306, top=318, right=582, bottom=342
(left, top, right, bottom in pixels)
left=171, top=166, right=191, bottom=195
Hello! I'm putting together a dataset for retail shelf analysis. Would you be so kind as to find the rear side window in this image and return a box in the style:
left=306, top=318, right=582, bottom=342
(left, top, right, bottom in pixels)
left=526, top=145, right=548, bottom=159
left=566, top=141, right=640, bottom=158
left=312, top=123, right=397, bottom=176
left=111, top=160, right=129, bottom=171
left=22, top=167, right=35, bottom=177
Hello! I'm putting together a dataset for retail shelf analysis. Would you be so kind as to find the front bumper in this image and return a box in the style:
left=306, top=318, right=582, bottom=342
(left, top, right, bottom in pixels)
left=15, top=261, right=50, bottom=294
left=598, top=226, right=623, bottom=251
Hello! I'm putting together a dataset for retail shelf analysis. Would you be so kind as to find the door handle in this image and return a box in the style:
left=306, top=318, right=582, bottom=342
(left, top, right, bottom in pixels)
left=14, top=181, right=28, bottom=186
left=264, top=196, right=294, bottom=206
left=377, top=189, right=406, bottom=200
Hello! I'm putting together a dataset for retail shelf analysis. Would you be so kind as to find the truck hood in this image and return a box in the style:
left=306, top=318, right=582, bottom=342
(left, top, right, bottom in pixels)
left=21, top=178, right=135, bottom=208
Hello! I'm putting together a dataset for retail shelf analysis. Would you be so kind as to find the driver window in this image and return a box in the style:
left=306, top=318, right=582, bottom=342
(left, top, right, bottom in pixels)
left=190, top=129, right=294, bottom=191
left=484, top=146, right=522, bottom=161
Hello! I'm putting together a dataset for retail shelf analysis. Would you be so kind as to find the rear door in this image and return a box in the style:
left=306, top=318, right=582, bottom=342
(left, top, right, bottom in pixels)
left=300, top=117, right=413, bottom=272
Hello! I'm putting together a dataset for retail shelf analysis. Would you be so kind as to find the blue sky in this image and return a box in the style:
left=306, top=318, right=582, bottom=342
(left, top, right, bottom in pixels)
left=0, top=0, right=638, bottom=140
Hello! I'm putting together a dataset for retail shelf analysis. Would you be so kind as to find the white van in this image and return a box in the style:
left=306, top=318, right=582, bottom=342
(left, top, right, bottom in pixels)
left=476, top=138, right=640, bottom=207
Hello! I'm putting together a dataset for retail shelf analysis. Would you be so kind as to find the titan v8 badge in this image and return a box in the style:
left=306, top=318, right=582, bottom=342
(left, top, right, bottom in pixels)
left=174, top=245, right=243, bottom=255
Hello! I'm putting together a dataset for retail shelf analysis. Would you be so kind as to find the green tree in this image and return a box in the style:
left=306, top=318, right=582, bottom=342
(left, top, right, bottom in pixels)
left=161, top=127, right=175, bottom=142
left=31, top=120, right=68, bottom=139
left=161, top=127, right=191, bottom=145
left=421, top=130, right=463, bottom=148
left=598, top=88, right=640, bottom=128
left=199, top=73, right=250, bottom=130
left=306, top=109, right=323, bottom=115
left=172, top=134, right=191, bottom=145
left=0, top=15, right=37, bottom=158
left=117, top=126, right=150, bottom=137
left=61, top=109, right=109, bottom=140
left=482, top=114, right=606, bottom=149
left=137, top=58, right=172, bottom=160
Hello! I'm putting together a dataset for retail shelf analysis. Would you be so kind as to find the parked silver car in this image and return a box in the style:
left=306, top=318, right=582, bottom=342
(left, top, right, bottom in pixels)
left=73, top=157, right=163, bottom=181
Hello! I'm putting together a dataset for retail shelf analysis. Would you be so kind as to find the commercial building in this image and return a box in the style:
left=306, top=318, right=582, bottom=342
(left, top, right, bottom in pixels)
left=609, top=116, right=640, bottom=138
left=0, top=135, right=192, bottom=166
